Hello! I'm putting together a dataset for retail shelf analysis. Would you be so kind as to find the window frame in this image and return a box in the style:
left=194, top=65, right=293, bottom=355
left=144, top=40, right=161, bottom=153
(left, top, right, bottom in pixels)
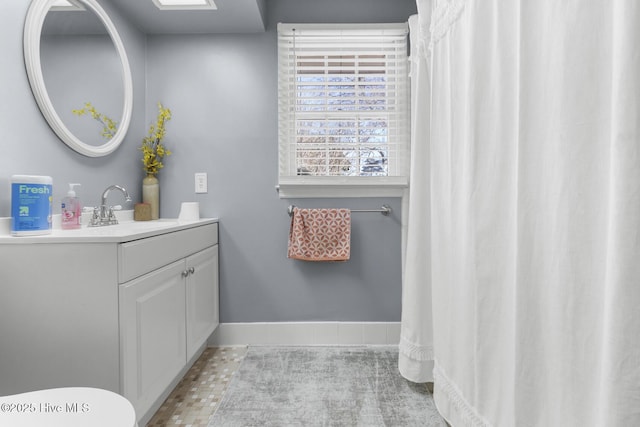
left=277, top=22, right=410, bottom=198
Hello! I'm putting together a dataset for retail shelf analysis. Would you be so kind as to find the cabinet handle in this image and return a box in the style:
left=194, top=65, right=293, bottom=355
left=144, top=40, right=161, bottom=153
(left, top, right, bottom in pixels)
left=182, top=270, right=190, bottom=278
left=189, top=267, right=195, bottom=274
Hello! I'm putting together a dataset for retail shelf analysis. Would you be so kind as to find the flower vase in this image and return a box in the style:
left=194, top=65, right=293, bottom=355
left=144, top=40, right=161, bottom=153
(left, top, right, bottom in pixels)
left=142, top=174, right=160, bottom=220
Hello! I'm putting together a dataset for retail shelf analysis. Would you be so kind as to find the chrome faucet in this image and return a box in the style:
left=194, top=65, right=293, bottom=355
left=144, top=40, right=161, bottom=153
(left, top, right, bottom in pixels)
left=88, top=185, right=132, bottom=227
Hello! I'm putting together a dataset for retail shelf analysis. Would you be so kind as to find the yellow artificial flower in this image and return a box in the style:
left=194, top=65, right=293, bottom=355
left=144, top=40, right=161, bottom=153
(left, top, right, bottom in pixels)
left=72, top=102, right=117, bottom=140
left=140, top=103, right=172, bottom=176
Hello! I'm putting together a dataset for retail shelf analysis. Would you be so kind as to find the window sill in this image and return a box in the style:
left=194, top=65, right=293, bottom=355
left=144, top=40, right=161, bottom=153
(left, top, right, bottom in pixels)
left=276, top=176, right=408, bottom=199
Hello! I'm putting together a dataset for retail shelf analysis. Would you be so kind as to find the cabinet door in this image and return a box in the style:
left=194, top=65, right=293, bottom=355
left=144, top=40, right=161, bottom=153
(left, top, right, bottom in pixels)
left=186, top=245, right=219, bottom=360
left=119, top=260, right=187, bottom=418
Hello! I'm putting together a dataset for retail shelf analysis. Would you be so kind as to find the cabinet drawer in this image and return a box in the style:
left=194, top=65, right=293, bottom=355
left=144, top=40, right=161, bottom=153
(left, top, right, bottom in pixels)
left=118, top=223, right=218, bottom=283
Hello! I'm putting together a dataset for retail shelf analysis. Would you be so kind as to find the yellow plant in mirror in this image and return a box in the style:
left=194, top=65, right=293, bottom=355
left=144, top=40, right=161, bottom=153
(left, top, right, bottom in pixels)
left=72, top=102, right=117, bottom=140
left=141, top=103, right=172, bottom=176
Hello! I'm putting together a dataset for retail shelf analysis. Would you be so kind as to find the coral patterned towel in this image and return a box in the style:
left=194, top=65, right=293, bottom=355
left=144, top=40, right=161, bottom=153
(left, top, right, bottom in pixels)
left=288, top=208, right=351, bottom=261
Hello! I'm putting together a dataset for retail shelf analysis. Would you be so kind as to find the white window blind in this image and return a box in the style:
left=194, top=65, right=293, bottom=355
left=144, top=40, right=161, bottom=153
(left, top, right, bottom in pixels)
left=278, top=23, right=410, bottom=197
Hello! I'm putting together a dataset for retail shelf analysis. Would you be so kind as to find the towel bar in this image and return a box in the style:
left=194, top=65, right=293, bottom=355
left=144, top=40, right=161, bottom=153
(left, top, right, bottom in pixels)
left=287, top=205, right=391, bottom=217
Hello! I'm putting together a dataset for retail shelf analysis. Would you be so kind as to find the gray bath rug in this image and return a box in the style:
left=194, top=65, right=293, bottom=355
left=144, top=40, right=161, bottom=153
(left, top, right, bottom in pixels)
left=208, top=346, right=446, bottom=426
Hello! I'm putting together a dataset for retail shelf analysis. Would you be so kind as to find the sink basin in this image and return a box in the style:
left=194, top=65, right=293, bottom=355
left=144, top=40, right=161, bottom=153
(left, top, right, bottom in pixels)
left=79, top=219, right=183, bottom=236
left=112, top=220, right=181, bottom=229
left=50, top=218, right=210, bottom=241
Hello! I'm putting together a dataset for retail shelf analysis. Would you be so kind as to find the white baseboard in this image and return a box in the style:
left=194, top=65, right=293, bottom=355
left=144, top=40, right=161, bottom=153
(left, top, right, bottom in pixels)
left=209, top=322, right=401, bottom=347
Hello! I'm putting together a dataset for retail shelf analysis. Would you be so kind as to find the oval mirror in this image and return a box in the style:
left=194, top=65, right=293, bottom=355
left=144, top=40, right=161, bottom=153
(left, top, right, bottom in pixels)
left=24, top=0, right=133, bottom=157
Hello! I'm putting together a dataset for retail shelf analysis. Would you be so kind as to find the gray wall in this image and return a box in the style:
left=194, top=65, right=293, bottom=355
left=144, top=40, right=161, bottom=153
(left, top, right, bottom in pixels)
left=0, top=2, right=147, bottom=212
left=2, top=0, right=416, bottom=323
left=41, top=35, right=123, bottom=146
left=146, top=0, right=416, bottom=322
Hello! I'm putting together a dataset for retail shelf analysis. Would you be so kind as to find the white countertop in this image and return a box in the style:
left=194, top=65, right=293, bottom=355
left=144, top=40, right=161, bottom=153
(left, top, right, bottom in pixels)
left=0, top=211, right=218, bottom=244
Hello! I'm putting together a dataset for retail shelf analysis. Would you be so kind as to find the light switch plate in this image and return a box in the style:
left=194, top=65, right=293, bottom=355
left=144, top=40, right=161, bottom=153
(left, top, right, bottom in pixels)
left=195, top=172, right=208, bottom=193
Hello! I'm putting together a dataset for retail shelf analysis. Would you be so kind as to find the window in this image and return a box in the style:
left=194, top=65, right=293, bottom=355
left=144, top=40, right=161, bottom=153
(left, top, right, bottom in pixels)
left=277, top=23, right=410, bottom=198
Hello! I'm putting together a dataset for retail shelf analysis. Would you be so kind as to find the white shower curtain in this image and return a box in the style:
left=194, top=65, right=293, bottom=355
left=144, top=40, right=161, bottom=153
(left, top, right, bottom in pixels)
left=403, top=0, right=640, bottom=425
left=398, top=6, right=435, bottom=383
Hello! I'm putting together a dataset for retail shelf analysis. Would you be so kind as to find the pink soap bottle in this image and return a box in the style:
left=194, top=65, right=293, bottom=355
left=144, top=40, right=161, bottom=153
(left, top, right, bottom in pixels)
left=61, top=183, right=82, bottom=229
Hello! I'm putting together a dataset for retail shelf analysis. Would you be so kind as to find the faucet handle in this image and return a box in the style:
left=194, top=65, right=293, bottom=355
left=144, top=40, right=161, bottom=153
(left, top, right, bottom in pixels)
left=107, top=207, right=117, bottom=220
left=86, top=206, right=100, bottom=217
left=85, top=206, right=101, bottom=227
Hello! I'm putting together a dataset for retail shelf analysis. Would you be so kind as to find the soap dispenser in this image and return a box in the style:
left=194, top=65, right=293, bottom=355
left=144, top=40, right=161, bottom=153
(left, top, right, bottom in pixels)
left=61, top=183, right=82, bottom=229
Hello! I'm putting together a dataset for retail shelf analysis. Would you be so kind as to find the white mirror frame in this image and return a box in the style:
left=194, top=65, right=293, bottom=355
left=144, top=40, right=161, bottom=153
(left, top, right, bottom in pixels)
left=24, top=0, right=133, bottom=157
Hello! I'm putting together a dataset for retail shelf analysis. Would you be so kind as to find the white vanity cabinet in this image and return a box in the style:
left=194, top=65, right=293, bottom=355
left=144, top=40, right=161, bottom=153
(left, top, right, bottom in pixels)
left=0, top=219, right=219, bottom=426
left=185, top=245, right=220, bottom=360
left=118, top=223, right=219, bottom=420
left=119, top=261, right=187, bottom=420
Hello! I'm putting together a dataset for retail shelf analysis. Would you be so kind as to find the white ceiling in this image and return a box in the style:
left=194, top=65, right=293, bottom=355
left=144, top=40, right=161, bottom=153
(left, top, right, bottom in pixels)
left=107, top=0, right=266, bottom=34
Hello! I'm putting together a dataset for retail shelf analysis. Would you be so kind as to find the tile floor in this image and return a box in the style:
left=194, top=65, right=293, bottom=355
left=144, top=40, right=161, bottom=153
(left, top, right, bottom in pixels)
left=146, top=346, right=247, bottom=427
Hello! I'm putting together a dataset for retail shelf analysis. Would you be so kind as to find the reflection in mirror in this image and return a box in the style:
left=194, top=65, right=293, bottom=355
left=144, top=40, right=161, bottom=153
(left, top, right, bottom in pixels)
left=41, top=8, right=123, bottom=146
left=24, top=0, right=133, bottom=157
